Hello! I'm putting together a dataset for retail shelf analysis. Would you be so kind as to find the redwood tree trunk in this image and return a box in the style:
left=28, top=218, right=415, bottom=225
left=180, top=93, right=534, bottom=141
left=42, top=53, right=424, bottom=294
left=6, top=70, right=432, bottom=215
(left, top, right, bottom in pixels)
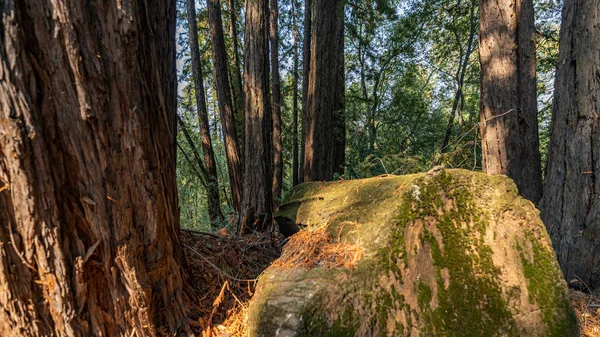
left=303, top=0, right=345, bottom=182
left=0, top=0, right=189, bottom=335
left=292, top=0, right=300, bottom=186
left=299, top=0, right=312, bottom=183
left=478, top=0, right=543, bottom=203
left=186, top=0, right=224, bottom=224
left=207, top=0, right=244, bottom=215
left=540, top=0, right=600, bottom=289
left=228, top=0, right=245, bottom=145
left=240, top=0, right=273, bottom=232
left=271, top=0, right=283, bottom=201
left=333, top=6, right=346, bottom=177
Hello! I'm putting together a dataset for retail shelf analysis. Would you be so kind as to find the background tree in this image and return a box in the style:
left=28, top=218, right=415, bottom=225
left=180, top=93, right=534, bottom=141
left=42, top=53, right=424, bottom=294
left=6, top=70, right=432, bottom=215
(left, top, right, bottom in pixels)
left=271, top=0, right=284, bottom=201
left=227, top=0, right=246, bottom=135
left=240, top=0, right=273, bottom=232
left=186, top=0, right=224, bottom=224
left=478, top=0, right=543, bottom=202
left=303, top=0, right=346, bottom=182
left=291, top=0, right=301, bottom=186
left=0, top=0, right=190, bottom=335
left=540, top=0, right=600, bottom=289
left=207, top=0, right=245, bottom=214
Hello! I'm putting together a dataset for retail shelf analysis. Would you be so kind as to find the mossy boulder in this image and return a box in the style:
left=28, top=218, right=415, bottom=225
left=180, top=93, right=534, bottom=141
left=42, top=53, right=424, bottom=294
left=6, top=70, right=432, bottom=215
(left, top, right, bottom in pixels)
left=247, top=169, right=578, bottom=337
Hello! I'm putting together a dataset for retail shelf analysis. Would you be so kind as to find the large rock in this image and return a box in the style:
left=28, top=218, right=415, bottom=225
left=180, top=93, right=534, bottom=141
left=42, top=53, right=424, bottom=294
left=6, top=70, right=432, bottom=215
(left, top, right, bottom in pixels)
left=248, top=169, right=578, bottom=337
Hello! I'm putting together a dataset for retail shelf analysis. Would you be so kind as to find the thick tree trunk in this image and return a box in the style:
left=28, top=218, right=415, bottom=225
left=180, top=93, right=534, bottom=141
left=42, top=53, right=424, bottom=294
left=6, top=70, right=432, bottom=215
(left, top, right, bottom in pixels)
left=271, top=0, right=283, bottom=201
left=303, top=0, right=345, bottom=182
left=207, top=0, right=244, bottom=215
left=299, top=0, right=312, bottom=184
left=240, top=0, right=273, bottom=232
left=478, top=0, right=543, bottom=203
left=186, top=0, right=224, bottom=224
left=332, top=6, right=346, bottom=177
left=292, top=0, right=300, bottom=186
left=228, top=0, right=245, bottom=146
left=0, top=0, right=190, bottom=335
left=540, top=0, right=600, bottom=289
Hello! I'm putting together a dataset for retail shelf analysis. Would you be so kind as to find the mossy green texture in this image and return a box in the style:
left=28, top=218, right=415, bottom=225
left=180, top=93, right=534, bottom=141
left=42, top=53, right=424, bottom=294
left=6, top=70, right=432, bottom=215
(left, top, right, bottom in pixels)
left=248, top=169, right=578, bottom=337
left=520, top=232, right=579, bottom=337
left=402, top=171, right=517, bottom=336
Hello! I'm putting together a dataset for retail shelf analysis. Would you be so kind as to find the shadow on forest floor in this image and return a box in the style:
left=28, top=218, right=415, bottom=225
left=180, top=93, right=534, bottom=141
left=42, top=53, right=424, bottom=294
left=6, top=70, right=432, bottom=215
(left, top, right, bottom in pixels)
left=181, top=229, right=283, bottom=337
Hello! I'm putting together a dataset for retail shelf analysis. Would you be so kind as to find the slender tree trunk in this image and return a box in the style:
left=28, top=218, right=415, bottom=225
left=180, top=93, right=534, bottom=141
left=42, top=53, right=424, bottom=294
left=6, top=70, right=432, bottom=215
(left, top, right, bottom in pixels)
left=540, top=0, right=600, bottom=289
left=0, top=0, right=190, bottom=335
left=299, top=0, right=312, bottom=183
left=186, top=0, right=224, bottom=224
left=271, top=0, right=283, bottom=201
left=303, top=0, right=345, bottom=182
left=240, top=0, right=273, bottom=232
left=292, top=0, right=300, bottom=186
left=478, top=0, right=543, bottom=203
left=178, top=117, right=211, bottom=189
left=442, top=2, right=477, bottom=152
left=228, top=0, right=245, bottom=146
left=207, top=0, right=244, bottom=214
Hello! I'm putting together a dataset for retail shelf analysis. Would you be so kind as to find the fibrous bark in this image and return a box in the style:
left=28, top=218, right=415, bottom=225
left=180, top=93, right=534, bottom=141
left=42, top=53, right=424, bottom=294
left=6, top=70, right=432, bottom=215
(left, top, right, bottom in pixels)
left=186, top=0, right=224, bottom=224
left=478, top=0, right=543, bottom=203
left=303, top=0, right=345, bottom=182
left=207, top=0, right=244, bottom=214
left=228, top=0, right=245, bottom=144
left=299, top=0, right=312, bottom=183
left=271, top=0, right=283, bottom=201
left=0, top=0, right=189, bottom=335
left=540, top=0, right=600, bottom=289
left=240, top=0, right=273, bottom=232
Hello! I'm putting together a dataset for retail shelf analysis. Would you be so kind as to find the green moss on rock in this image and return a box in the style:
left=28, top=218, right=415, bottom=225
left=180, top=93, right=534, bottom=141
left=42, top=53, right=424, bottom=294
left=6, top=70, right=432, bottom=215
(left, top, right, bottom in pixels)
left=248, top=170, right=579, bottom=337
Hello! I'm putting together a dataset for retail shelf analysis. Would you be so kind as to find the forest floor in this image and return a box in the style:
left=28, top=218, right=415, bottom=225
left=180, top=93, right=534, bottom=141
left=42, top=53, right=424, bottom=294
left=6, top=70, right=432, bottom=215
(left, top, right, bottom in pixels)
left=181, top=229, right=600, bottom=337
left=572, top=289, right=600, bottom=337
left=181, top=229, right=283, bottom=337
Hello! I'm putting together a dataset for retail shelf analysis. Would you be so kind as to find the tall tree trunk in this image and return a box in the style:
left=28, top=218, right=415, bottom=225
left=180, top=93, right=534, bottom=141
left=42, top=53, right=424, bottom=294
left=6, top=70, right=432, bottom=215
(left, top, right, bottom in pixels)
left=271, top=0, right=283, bottom=201
left=292, top=0, right=300, bottom=186
left=303, top=0, right=345, bottom=182
left=299, top=0, right=312, bottom=183
left=333, top=5, right=346, bottom=177
left=228, top=0, right=245, bottom=146
left=186, top=0, right=224, bottom=224
left=478, top=0, right=543, bottom=203
left=207, top=0, right=244, bottom=215
left=240, top=0, right=273, bottom=232
left=540, top=0, right=600, bottom=290
left=0, top=0, right=190, bottom=335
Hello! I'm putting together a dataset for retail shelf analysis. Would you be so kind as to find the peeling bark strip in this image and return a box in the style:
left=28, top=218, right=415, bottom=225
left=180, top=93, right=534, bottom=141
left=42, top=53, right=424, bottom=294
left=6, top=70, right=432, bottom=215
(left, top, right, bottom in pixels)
left=303, top=0, right=345, bottom=182
left=299, top=0, right=312, bottom=184
left=240, top=0, right=273, bottom=232
left=540, top=0, right=600, bottom=290
left=0, top=0, right=189, bottom=335
left=478, top=0, right=542, bottom=202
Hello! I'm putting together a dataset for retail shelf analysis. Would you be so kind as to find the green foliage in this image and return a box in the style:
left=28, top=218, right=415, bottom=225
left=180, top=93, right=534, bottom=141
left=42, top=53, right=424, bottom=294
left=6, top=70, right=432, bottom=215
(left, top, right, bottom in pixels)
left=174, top=0, right=561, bottom=229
